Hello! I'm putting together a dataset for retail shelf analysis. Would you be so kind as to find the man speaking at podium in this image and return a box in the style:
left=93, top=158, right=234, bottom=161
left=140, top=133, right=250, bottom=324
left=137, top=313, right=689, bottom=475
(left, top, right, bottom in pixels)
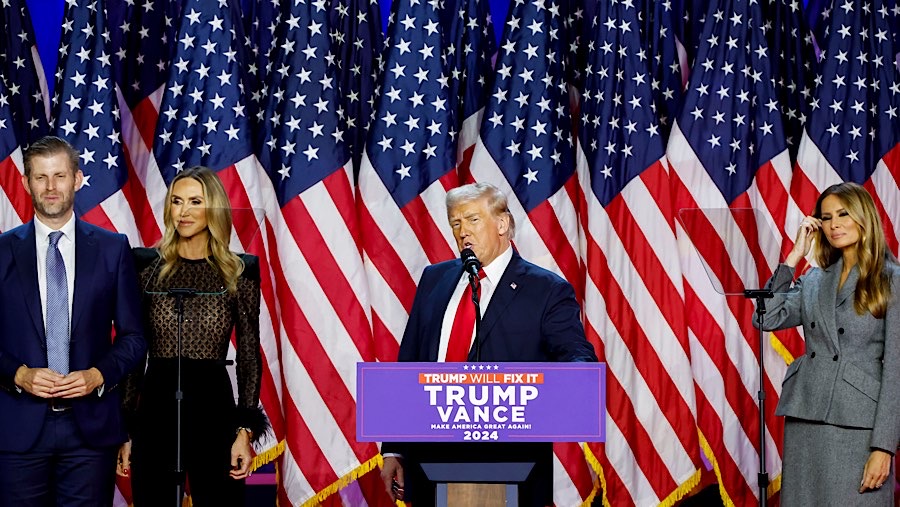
left=381, top=182, right=596, bottom=506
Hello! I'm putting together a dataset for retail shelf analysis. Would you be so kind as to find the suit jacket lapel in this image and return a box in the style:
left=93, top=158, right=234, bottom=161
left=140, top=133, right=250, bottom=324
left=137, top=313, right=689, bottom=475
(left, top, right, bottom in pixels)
left=428, top=263, right=464, bottom=361
left=817, top=260, right=841, bottom=353
left=12, top=222, right=46, bottom=347
left=835, top=265, right=858, bottom=309
left=832, top=264, right=859, bottom=354
left=476, top=253, right=523, bottom=353
left=70, top=220, right=96, bottom=339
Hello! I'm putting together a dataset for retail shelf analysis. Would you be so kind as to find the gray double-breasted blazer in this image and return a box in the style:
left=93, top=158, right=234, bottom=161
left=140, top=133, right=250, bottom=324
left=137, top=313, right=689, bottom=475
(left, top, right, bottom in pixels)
left=756, top=258, right=900, bottom=453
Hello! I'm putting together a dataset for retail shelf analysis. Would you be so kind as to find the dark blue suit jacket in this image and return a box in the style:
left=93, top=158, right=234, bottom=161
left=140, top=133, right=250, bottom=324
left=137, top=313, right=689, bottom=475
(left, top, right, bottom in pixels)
left=391, top=251, right=596, bottom=505
left=398, top=251, right=596, bottom=363
left=0, top=219, right=146, bottom=452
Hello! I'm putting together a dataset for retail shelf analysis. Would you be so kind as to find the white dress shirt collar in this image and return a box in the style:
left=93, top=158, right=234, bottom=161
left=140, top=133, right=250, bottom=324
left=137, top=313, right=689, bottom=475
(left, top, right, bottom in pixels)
left=34, top=213, right=76, bottom=240
left=479, top=244, right=513, bottom=285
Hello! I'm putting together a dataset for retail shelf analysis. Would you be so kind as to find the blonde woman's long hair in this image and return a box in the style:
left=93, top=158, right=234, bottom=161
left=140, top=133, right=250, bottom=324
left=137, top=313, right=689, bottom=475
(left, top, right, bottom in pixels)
left=812, top=182, right=895, bottom=318
left=157, top=166, right=244, bottom=292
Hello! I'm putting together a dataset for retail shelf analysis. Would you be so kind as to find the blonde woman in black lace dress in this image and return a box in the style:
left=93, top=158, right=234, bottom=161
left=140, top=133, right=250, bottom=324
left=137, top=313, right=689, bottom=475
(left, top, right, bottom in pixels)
left=117, top=166, right=264, bottom=506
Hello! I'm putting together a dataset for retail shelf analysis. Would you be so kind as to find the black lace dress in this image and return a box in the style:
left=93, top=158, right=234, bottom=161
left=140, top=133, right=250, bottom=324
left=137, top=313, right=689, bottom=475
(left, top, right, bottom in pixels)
left=125, top=248, right=263, bottom=506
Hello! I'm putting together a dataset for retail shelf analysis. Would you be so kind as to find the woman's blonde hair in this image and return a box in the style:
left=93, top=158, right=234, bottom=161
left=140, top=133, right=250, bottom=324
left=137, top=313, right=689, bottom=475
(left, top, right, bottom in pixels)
left=157, top=166, right=244, bottom=292
left=812, top=182, right=894, bottom=318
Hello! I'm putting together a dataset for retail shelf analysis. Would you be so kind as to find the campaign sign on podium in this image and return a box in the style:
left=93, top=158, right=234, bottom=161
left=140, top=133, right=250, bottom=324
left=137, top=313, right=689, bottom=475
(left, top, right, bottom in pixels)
left=356, top=362, right=605, bottom=442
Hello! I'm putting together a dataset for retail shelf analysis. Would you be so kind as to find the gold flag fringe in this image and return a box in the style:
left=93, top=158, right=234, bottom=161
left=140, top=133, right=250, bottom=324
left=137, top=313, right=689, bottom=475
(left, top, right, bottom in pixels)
left=159, top=441, right=286, bottom=507
left=699, top=430, right=737, bottom=507
left=659, top=469, right=701, bottom=507
left=699, top=430, right=783, bottom=506
left=251, top=440, right=286, bottom=473
left=583, top=443, right=612, bottom=507
left=584, top=442, right=703, bottom=507
left=767, top=472, right=782, bottom=499
left=578, top=476, right=602, bottom=507
left=276, top=460, right=283, bottom=507
left=770, top=333, right=796, bottom=365
left=299, top=454, right=383, bottom=506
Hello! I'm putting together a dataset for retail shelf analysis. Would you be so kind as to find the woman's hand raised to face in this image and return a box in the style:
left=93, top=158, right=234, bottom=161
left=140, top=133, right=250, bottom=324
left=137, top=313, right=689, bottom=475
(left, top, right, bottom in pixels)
left=785, top=216, right=822, bottom=267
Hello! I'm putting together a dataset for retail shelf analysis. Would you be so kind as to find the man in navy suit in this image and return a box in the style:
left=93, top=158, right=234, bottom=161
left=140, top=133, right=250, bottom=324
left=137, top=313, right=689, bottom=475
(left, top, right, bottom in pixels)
left=0, top=136, right=146, bottom=506
left=381, top=183, right=596, bottom=506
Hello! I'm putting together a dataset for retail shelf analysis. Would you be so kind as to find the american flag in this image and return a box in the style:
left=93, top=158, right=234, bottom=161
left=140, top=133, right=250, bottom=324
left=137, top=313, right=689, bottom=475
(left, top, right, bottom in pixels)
left=468, top=0, right=582, bottom=296
left=576, top=1, right=702, bottom=505
left=676, top=0, right=706, bottom=59
left=440, top=0, right=495, bottom=179
left=641, top=0, right=688, bottom=140
left=562, top=0, right=593, bottom=93
left=328, top=0, right=384, bottom=177
left=107, top=0, right=180, bottom=112
left=244, top=0, right=280, bottom=147
left=100, top=0, right=181, bottom=249
left=792, top=0, right=900, bottom=256
left=0, top=0, right=39, bottom=232
left=803, top=0, right=900, bottom=57
left=144, top=0, right=286, bottom=491
left=48, top=0, right=174, bottom=247
left=242, top=0, right=280, bottom=84
left=0, top=73, right=17, bottom=158
left=464, top=0, right=592, bottom=501
left=0, top=0, right=49, bottom=149
left=893, top=3, right=899, bottom=62
left=358, top=0, right=460, bottom=363
left=51, top=0, right=130, bottom=229
left=0, top=64, right=29, bottom=232
left=150, top=0, right=254, bottom=177
left=764, top=0, right=819, bottom=166
left=665, top=0, right=796, bottom=504
left=756, top=0, right=819, bottom=361
left=803, top=0, right=831, bottom=43
left=252, top=0, right=387, bottom=500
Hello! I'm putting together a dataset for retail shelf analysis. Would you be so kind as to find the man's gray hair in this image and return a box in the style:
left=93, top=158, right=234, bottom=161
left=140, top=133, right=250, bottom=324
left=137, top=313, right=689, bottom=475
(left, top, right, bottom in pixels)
left=445, top=182, right=516, bottom=240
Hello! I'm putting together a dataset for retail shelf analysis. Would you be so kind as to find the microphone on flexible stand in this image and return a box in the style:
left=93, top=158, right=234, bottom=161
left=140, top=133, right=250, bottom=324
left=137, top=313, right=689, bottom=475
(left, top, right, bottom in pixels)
left=460, top=248, right=484, bottom=361
left=460, top=248, right=481, bottom=280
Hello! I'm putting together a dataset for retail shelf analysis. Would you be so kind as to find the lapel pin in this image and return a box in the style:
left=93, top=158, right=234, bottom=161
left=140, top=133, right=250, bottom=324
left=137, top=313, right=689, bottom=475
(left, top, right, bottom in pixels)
left=510, top=282, right=517, bottom=290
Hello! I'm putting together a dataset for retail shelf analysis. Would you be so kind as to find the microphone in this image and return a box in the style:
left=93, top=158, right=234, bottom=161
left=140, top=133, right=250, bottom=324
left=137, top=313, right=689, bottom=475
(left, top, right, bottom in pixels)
left=460, top=248, right=481, bottom=279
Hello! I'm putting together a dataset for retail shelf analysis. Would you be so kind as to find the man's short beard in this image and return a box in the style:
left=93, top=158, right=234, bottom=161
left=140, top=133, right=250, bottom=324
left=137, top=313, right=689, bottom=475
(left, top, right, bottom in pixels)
left=32, top=194, right=74, bottom=219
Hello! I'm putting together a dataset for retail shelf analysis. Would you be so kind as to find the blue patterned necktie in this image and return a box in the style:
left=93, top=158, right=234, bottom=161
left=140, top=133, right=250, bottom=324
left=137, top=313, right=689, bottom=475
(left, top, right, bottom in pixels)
left=46, top=231, right=69, bottom=375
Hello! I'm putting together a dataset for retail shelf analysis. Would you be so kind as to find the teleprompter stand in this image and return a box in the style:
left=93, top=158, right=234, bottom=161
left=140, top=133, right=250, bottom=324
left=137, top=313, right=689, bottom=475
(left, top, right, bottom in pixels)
left=678, top=207, right=791, bottom=507
left=168, top=287, right=196, bottom=507
left=745, top=288, right=773, bottom=507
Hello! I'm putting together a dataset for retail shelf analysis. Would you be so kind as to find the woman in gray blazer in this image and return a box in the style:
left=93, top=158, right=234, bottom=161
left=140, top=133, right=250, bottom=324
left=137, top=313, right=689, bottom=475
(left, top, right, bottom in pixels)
left=757, top=182, right=898, bottom=505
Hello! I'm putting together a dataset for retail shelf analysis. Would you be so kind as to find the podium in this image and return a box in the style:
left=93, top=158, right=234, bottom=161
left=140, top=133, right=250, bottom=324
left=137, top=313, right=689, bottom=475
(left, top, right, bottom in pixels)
left=421, top=462, right=534, bottom=506
left=357, top=362, right=605, bottom=506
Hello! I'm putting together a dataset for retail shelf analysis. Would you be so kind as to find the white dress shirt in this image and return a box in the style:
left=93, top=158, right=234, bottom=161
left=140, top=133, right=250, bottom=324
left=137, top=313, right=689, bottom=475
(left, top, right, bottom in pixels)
left=382, top=246, right=514, bottom=458
left=34, top=215, right=76, bottom=329
left=436, top=245, right=513, bottom=362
